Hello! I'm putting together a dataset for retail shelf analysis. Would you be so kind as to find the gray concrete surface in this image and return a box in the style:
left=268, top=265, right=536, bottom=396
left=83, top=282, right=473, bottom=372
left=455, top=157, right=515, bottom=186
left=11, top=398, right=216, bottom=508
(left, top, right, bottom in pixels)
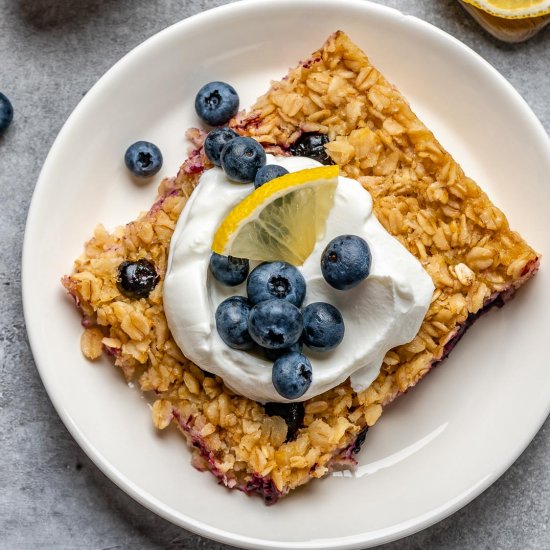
left=1, top=0, right=549, bottom=548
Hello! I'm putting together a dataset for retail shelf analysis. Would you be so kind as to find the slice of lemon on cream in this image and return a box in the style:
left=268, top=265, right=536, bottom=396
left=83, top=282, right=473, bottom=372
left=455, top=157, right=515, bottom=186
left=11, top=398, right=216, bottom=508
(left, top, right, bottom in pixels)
left=212, top=165, right=339, bottom=265
left=462, top=0, right=550, bottom=18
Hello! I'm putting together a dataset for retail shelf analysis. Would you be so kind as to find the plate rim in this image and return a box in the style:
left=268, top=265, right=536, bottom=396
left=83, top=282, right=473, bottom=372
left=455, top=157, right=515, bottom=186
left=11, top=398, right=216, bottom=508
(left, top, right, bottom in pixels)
left=21, top=0, right=550, bottom=548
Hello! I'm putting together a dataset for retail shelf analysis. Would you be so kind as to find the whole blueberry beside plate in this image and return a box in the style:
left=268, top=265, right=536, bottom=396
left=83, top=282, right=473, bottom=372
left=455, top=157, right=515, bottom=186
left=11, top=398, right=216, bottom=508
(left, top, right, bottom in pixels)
left=0, top=93, right=14, bottom=135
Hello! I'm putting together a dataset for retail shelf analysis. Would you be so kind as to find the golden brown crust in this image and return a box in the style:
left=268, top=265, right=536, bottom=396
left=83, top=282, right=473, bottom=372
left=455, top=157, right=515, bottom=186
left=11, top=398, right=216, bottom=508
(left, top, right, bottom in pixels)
left=62, top=32, right=539, bottom=501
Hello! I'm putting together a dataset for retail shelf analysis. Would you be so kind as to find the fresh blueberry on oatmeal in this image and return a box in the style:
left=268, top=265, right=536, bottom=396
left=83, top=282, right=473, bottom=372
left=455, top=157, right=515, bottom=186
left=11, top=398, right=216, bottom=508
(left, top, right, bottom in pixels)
left=124, top=141, right=163, bottom=177
left=215, top=296, right=254, bottom=350
left=272, top=351, right=312, bottom=399
left=254, top=164, right=289, bottom=189
left=195, top=81, right=239, bottom=126
left=204, top=127, right=238, bottom=166
left=247, top=262, right=306, bottom=307
left=209, top=252, right=249, bottom=286
left=220, top=136, right=266, bottom=183
left=248, top=299, right=303, bottom=350
left=321, top=234, right=372, bottom=290
left=117, top=259, right=160, bottom=299
left=302, top=302, right=345, bottom=352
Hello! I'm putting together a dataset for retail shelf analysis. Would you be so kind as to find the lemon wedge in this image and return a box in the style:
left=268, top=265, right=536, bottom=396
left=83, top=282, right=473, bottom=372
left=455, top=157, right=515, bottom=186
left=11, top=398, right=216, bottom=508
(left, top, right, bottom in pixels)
left=212, top=165, right=339, bottom=265
left=462, top=0, right=550, bottom=18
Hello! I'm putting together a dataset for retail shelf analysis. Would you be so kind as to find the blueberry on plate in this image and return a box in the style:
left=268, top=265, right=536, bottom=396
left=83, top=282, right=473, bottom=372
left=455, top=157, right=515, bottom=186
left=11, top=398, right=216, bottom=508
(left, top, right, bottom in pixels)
left=264, top=401, right=305, bottom=441
left=215, top=296, right=254, bottom=350
left=254, top=164, right=289, bottom=189
left=209, top=252, right=249, bottom=286
left=0, top=93, right=13, bottom=135
left=263, top=341, right=303, bottom=362
left=289, top=132, right=334, bottom=165
left=248, top=299, right=303, bottom=350
left=117, top=259, right=160, bottom=299
left=272, top=351, right=313, bottom=400
left=321, top=234, right=372, bottom=290
left=302, top=302, right=345, bottom=352
left=124, top=141, right=163, bottom=178
left=195, top=81, right=239, bottom=126
left=204, top=127, right=238, bottom=166
left=220, top=136, right=266, bottom=183
left=247, top=261, right=306, bottom=307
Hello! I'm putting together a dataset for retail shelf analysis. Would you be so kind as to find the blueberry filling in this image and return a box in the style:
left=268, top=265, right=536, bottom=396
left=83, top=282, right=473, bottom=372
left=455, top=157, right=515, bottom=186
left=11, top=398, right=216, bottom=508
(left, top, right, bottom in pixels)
left=351, top=427, right=368, bottom=454
left=264, top=402, right=305, bottom=442
left=289, top=132, right=334, bottom=165
left=117, top=259, right=160, bottom=299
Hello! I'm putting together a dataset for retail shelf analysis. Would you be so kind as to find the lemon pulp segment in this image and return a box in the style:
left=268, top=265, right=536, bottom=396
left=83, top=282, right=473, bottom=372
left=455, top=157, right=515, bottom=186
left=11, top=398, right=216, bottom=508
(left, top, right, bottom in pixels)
left=212, top=165, right=339, bottom=265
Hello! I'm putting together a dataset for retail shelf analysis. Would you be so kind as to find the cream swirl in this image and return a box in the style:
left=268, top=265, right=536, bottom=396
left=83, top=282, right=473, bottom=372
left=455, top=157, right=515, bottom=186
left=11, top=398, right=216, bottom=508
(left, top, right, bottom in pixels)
left=164, top=155, right=434, bottom=402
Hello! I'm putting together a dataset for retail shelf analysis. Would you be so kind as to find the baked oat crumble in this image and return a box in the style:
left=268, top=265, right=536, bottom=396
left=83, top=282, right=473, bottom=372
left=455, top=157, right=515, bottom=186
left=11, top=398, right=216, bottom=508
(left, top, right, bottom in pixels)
left=63, top=31, right=539, bottom=503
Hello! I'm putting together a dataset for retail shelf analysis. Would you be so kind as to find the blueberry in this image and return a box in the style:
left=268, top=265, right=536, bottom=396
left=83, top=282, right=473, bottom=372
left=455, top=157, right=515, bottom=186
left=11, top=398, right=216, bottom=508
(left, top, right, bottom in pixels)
left=248, top=299, right=303, bottom=349
left=195, top=81, right=239, bottom=126
left=204, top=127, right=238, bottom=166
left=209, top=253, right=249, bottom=286
left=264, top=401, right=305, bottom=441
left=302, top=302, right=345, bottom=352
left=272, top=352, right=312, bottom=400
left=117, top=259, right=160, bottom=299
left=289, top=133, right=334, bottom=165
left=220, top=136, right=266, bottom=183
left=0, top=93, right=13, bottom=135
left=247, top=262, right=306, bottom=307
left=321, top=235, right=372, bottom=290
left=263, top=341, right=302, bottom=362
left=124, top=141, right=163, bottom=178
left=351, top=427, right=369, bottom=454
left=254, top=164, right=289, bottom=189
left=215, top=296, right=254, bottom=350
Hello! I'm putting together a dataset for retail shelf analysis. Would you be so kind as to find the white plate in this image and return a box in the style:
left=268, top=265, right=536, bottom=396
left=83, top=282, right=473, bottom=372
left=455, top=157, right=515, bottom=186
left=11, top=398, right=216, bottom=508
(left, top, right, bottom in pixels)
left=22, top=1, right=550, bottom=548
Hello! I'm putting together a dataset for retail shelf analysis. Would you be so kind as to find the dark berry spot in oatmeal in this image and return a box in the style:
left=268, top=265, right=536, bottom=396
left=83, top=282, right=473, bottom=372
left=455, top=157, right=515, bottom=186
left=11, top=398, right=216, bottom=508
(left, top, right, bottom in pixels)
left=117, top=259, right=160, bottom=299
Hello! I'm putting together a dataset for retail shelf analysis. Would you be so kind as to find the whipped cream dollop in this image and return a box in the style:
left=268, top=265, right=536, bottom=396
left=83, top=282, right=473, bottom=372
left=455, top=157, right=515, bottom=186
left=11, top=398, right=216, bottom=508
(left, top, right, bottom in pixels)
left=164, top=155, right=434, bottom=402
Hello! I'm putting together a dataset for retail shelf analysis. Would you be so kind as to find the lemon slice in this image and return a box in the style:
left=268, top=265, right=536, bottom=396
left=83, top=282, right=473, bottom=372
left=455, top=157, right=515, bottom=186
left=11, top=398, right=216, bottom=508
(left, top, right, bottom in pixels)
left=462, top=0, right=550, bottom=18
left=212, top=165, right=339, bottom=265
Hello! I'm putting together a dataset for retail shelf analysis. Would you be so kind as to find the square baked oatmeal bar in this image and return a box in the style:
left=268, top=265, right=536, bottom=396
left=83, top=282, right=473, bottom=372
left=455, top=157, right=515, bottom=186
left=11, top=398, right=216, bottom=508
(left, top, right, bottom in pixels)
left=63, top=31, right=539, bottom=503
